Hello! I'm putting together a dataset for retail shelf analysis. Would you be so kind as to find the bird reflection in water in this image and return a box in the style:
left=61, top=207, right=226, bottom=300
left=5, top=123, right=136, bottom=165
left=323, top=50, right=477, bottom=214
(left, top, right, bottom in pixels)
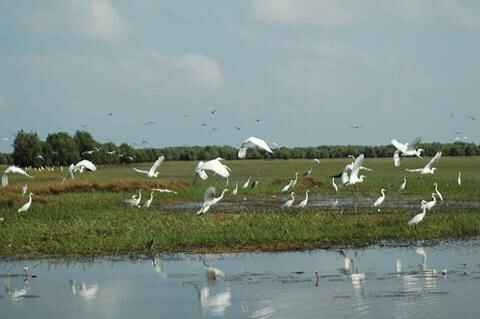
left=69, top=280, right=99, bottom=299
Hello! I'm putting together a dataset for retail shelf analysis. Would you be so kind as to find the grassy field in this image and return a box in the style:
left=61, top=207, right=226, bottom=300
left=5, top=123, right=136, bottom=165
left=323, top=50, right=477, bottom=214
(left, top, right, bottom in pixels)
left=0, top=156, right=479, bottom=257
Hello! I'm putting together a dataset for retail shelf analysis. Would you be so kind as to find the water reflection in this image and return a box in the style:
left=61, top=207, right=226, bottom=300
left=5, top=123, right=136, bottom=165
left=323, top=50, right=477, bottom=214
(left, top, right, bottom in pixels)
left=1, top=241, right=480, bottom=318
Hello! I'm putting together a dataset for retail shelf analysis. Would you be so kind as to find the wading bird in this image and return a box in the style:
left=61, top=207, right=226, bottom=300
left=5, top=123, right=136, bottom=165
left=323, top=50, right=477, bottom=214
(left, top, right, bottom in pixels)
left=296, top=190, right=309, bottom=208
left=18, top=192, right=33, bottom=213
left=406, top=152, right=442, bottom=175
left=282, top=192, right=295, bottom=208
left=195, top=158, right=231, bottom=180
left=373, top=188, right=386, bottom=211
left=393, top=150, right=401, bottom=167
left=231, top=182, right=238, bottom=195
left=203, top=259, right=225, bottom=280
left=391, top=137, right=424, bottom=158
left=458, top=171, right=462, bottom=186
left=238, top=136, right=273, bottom=159
left=408, top=206, right=427, bottom=226
left=124, top=190, right=142, bottom=207
left=242, top=177, right=251, bottom=189
left=291, top=172, right=299, bottom=188
left=434, top=183, right=443, bottom=201
left=332, top=177, right=338, bottom=192
left=133, top=156, right=164, bottom=178
left=143, top=192, right=154, bottom=208
left=421, top=193, right=437, bottom=211
left=399, top=176, right=407, bottom=191
left=281, top=179, right=294, bottom=193
left=196, top=187, right=229, bottom=215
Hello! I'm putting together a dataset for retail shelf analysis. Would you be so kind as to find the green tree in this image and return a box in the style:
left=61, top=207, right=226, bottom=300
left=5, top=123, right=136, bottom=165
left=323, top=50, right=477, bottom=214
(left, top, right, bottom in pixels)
left=46, top=132, right=80, bottom=165
left=12, top=130, right=43, bottom=167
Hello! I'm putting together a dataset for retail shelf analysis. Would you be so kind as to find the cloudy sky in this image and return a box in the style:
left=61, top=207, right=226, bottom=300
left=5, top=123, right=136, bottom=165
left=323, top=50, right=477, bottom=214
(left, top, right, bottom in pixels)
left=0, top=0, right=479, bottom=152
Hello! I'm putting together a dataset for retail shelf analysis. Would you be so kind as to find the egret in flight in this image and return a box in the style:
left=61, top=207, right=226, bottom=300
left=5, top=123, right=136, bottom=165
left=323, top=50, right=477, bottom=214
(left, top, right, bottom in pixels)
left=4, top=166, right=33, bottom=178
left=345, top=154, right=367, bottom=185
left=133, top=156, right=165, bottom=178
left=195, top=158, right=231, bottom=180
left=406, top=152, right=442, bottom=175
left=391, top=137, right=424, bottom=158
left=238, top=136, right=273, bottom=159
left=196, top=187, right=229, bottom=215
left=18, top=192, right=33, bottom=213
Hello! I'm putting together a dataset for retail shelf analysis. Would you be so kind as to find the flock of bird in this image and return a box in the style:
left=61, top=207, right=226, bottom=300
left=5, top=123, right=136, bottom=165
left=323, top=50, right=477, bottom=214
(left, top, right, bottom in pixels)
left=2, top=135, right=464, bottom=227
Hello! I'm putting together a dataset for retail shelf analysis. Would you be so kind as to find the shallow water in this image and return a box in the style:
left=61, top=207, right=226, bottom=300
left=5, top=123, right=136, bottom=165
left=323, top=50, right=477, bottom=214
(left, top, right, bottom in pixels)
left=2, top=241, right=480, bottom=318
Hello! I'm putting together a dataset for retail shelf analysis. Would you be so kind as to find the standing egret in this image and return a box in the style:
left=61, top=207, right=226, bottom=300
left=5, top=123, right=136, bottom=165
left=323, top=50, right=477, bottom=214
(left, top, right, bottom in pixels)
left=133, top=156, right=165, bottom=178
left=21, top=184, right=28, bottom=196
left=124, top=190, right=142, bottom=207
left=291, top=172, right=299, bottom=188
left=143, top=192, right=154, bottom=208
left=332, top=177, right=338, bottom=192
left=202, top=259, right=225, bottom=280
left=393, top=150, right=401, bottom=167
left=242, top=177, right=251, bottom=189
left=391, top=137, right=424, bottom=158
left=399, top=176, right=407, bottom=191
left=231, top=182, right=238, bottom=195
left=280, top=179, right=294, bottom=193
left=195, top=158, right=231, bottom=180
left=339, top=250, right=353, bottom=273
left=18, top=192, right=34, bottom=213
left=196, top=187, right=229, bottom=215
left=405, top=152, right=442, bottom=175
left=373, top=188, right=386, bottom=211
left=238, top=136, right=273, bottom=159
left=313, top=158, right=320, bottom=164
left=421, top=193, right=437, bottom=211
left=282, top=192, right=295, bottom=208
left=296, top=190, right=309, bottom=208
left=458, top=171, right=462, bottom=186
left=433, top=183, right=444, bottom=201
left=408, top=206, right=427, bottom=226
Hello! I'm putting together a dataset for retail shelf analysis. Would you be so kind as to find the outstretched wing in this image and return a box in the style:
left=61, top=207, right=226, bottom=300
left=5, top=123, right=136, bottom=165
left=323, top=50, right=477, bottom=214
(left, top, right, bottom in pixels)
left=350, top=154, right=365, bottom=177
left=406, top=137, right=422, bottom=151
left=238, top=136, right=273, bottom=159
left=391, top=139, right=406, bottom=152
left=76, top=160, right=97, bottom=172
left=200, top=159, right=231, bottom=178
left=149, top=155, right=165, bottom=176
left=425, top=152, right=442, bottom=169
left=133, top=168, right=149, bottom=175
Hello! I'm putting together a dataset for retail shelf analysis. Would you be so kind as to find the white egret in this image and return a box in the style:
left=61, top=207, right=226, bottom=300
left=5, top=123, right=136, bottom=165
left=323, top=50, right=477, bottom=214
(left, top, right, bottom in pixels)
left=196, top=187, right=229, bottom=215
left=124, top=190, right=142, bottom=207
left=238, top=136, right=273, bottom=159
left=346, top=154, right=367, bottom=185
left=282, top=192, right=295, bottom=208
left=373, top=188, right=386, bottom=211
left=458, top=171, right=462, bottom=186
left=1, top=174, right=8, bottom=187
left=280, top=179, right=294, bottom=192
left=406, top=152, right=442, bottom=175
left=4, top=165, right=33, bottom=178
left=151, top=188, right=178, bottom=194
left=242, top=177, right=251, bottom=189
left=17, top=192, right=33, bottom=213
left=303, top=167, right=313, bottom=177
left=433, top=183, right=444, bottom=201
left=391, top=137, right=424, bottom=158
left=393, top=150, right=401, bottom=167
left=396, top=259, right=402, bottom=273
left=231, top=182, right=238, bottom=195
left=313, top=158, right=320, bottom=164
left=133, top=156, right=164, bottom=178
left=421, top=193, right=437, bottom=211
left=291, top=172, right=299, bottom=188
left=70, top=280, right=99, bottom=299
left=339, top=250, right=352, bottom=273
left=332, top=177, right=338, bottom=192
left=399, top=176, right=407, bottom=191
left=74, top=159, right=97, bottom=172
left=195, top=158, right=231, bottom=180
left=143, top=192, right=154, bottom=208
left=296, top=190, right=309, bottom=208
left=21, top=184, right=28, bottom=196
left=408, top=206, right=427, bottom=226
left=203, top=260, right=225, bottom=280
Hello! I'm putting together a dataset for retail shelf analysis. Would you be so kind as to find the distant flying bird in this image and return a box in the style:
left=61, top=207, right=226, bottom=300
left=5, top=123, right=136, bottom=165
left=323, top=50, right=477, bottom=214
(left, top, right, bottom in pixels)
left=466, top=115, right=476, bottom=121
left=195, top=158, right=231, bottom=180
left=408, top=206, right=427, bottom=226
left=282, top=192, right=295, bottom=208
left=458, top=171, right=462, bottom=186
left=210, top=109, right=217, bottom=115
left=201, top=123, right=207, bottom=127
left=296, top=190, right=309, bottom=208
left=18, top=192, right=33, bottom=213
left=134, top=156, right=165, bottom=178
left=256, top=119, right=261, bottom=124
left=107, top=112, right=113, bottom=116
left=406, top=152, right=442, bottom=175
left=399, top=176, right=407, bottom=191
left=144, top=121, right=157, bottom=125
left=373, top=188, right=386, bottom=211
left=82, top=147, right=99, bottom=155
left=238, top=136, right=273, bottom=159
left=351, top=124, right=363, bottom=129
left=234, top=126, right=241, bottom=131
left=4, top=166, right=33, bottom=178
left=391, top=137, right=424, bottom=158
left=196, top=187, right=229, bottom=215
left=393, top=150, right=401, bottom=167
left=106, top=150, right=116, bottom=155
left=434, top=183, right=444, bottom=201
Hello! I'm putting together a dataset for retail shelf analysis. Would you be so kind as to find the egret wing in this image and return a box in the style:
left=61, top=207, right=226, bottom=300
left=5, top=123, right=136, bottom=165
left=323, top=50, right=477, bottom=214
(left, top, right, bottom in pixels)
left=391, top=139, right=406, bottom=153
left=148, top=156, right=165, bottom=176
left=425, top=152, right=442, bottom=169
left=406, top=136, right=422, bottom=151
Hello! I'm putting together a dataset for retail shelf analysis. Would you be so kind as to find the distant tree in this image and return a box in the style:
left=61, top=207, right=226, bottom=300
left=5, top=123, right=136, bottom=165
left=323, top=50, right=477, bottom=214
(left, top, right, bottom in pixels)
left=74, top=131, right=98, bottom=155
left=46, top=132, right=80, bottom=165
left=12, top=130, right=43, bottom=167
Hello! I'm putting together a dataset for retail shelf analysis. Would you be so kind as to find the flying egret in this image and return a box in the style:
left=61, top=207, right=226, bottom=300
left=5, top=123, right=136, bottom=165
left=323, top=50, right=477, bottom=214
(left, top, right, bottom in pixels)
left=282, top=192, right=295, bottom=208
left=332, top=177, right=338, bottom=192
left=458, top=171, right=462, bottom=186
left=124, top=190, right=142, bottom=207
left=242, top=177, right=251, bottom=189
left=339, top=250, right=353, bottom=273
left=74, top=159, right=97, bottom=172
left=406, top=152, right=442, bottom=175
left=17, top=192, right=33, bottom=213
left=393, top=150, right=401, bottom=167
left=195, top=158, right=231, bottom=180
left=433, top=183, right=444, bottom=201
left=4, top=165, right=33, bottom=178
left=143, top=192, right=154, bottom=208
left=408, top=206, right=427, bottom=226
left=373, top=188, right=386, bottom=211
left=391, top=137, right=424, bottom=158
left=280, top=179, right=294, bottom=193
left=399, top=176, right=407, bottom=191
left=296, top=190, right=309, bottom=208
left=196, top=187, right=229, bottom=215
left=231, top=182, right=238, bottom=195
left=421, top=193, right=437, bottom=211
left=133, top=156, right=165, bottom=178
left=238, top=136, right=273, bottom=159
left=151, top=188, right=178, bottom=194
left=203, top=259, right=225, bottom=280
left=346, top=154, right=367, bottom=185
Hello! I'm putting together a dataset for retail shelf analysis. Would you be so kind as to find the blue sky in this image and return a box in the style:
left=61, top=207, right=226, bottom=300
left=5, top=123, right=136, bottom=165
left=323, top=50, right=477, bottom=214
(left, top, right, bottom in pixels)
left=1, top=0, right=479, bottom=152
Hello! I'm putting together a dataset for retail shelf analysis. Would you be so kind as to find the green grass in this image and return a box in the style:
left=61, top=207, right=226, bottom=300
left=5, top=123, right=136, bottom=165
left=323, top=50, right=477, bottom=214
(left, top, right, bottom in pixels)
left=0, top=156, right=479, bottom=257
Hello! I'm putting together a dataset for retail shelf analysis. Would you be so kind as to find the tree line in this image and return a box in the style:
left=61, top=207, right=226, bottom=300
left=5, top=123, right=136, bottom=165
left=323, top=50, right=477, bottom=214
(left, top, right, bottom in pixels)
left=0, top=130, right=478, bottom=167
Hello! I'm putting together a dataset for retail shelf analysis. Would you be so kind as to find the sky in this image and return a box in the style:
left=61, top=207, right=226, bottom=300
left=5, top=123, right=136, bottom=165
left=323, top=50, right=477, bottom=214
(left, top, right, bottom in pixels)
left=0, top=0, right=479, bottom=152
